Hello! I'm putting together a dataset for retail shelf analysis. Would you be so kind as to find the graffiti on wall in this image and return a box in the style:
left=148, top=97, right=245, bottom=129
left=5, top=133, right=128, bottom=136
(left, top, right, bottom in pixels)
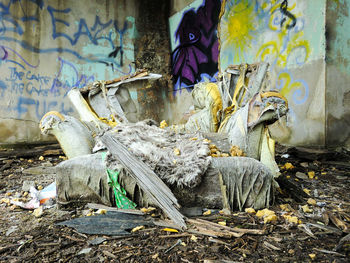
left=0, top=0, right=136, bottom=121
left=220, top=0, right=312, bottom=107
left=170, top=0, right=221, bottom=92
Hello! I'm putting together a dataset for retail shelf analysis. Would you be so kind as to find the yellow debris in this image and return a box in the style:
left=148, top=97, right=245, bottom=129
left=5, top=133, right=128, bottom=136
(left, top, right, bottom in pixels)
left=0, top=198, right=10, bottom=205
left=256, top=208, right=275, bottom=218
left=203, top=210, right=211, bottom=216
left=152, top=253, right=159, bottom=259
left=221, top=153, right=230, bottom=157
left=309, top=253, right=316, bottom=260
left=28, top=159, right=33, bottom=163
left=173, top=148, right=181, bottom=156
left=307, top=198, right=317, bottom=206
left=230, top=145, right=245, bottom=157
left=245, top=208, right=256, bottom=214
left=59, top=156, right=67, bottom=160
left=203, top=139, right=211, bottom=143
left=95, top=209, right=107, bottom=215
left=210, top=148, right=218, bottom=153
left=39, top=156, right=44, bottom=161
left=321, top=172, right=327, bottom=175
left=23, top=192, right=28, bottom=197
left=302, top=204, right=313, bottom=213
left=131, top=226, right=145, bottom=233
left=189, top=137, right=198, bottom=141
left=33, top=206, right=43, bottom=218
left=263, top=214, right=277, bottom=223
left=286, top=175, right=291, bottom=179
left=173, top=160, right=177, bottom=164
left=218, top=221, right=226, bottom=226
left=308, top=171, right=315, bottom=179
left=190, top=235, right=198, bottom=242
left=86, top=213, right=92, bottom=216
left=181, top=242, right=187, bottom=247
left=162, top=228, right=179, bottom=233
left=282, top=214, right=299, bottom=224
left=282, top=162, right=294, bottom=170
left=303, top=188, right=311, bottom=196
left=37, top=185, right=43, bottom=190
left=159, top=120, right=168, bottom=129
left=256, top=209, right=277, bottom=223
left=280, top=204, right=291, bottom=212
left=141, top=207, right=156, bottom=213
left=5, top=192, right=12, bottom=197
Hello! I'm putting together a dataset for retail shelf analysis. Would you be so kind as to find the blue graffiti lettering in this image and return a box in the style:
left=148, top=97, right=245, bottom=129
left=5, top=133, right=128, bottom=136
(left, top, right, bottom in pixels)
left=50, top=57, right=95, bottom=96
left=16, top=96, right=73, bottom=119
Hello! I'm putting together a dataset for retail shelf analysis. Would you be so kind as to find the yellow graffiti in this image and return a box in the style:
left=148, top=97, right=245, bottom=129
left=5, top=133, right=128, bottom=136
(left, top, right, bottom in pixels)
left=277, top=71, right=307, bottom=101
left=255, top=1, right=310, bottom=68
left=221, top=0, right=256, bottom=64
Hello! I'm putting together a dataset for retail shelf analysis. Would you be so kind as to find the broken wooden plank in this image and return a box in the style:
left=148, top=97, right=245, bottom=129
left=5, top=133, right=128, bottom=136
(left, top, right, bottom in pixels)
left=86, top=203, right=144, bottom=215
left=190, top=218, right=266, bottom=235
left=187, top=219, right=243, bottom=238
left=100, top=132, right=186, bottom=229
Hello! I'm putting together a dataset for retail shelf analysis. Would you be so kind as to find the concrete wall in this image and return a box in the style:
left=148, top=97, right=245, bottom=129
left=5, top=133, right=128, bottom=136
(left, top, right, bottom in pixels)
left=0, top=0, right=137, bottom=145
left=326, top=0, right=350, bottom=149
left=219, top=0, right=327, bottom=146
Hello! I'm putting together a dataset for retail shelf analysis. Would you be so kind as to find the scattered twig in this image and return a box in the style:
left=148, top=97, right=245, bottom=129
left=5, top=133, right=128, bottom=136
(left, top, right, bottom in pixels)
left=0, top=160, right=13, bottom=172
left=335, top=233, right=350, bottom=251
left=159, top=233, right=192, bottom=239
left=313, top=248, right=345, bottom=257
left=263, top=241, right=280, bottom=251
left=164, top=239, right=182, bottom=253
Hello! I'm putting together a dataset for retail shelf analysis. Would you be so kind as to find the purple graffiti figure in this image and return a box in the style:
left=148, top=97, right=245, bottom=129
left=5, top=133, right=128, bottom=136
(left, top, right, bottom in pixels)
left=171, top=0, right=220, bottom=92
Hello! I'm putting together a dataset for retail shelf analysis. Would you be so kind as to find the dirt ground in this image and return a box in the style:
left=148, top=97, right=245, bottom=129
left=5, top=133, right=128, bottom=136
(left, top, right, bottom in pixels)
left=0, top=145, right=349, bottom=262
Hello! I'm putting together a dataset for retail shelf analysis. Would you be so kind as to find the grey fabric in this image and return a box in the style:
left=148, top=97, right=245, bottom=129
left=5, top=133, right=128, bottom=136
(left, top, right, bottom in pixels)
left=40, top=115, right=94, bottom=159
left=211, top=157, right=274, bottom=210
left=56, top=153, right=114, bottom=206
left=101, top=121, right=211, bottom=188
left=56, top=153, right=274, bottom=211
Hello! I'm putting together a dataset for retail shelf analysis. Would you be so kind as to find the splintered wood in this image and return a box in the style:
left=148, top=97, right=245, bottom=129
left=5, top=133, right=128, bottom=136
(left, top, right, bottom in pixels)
left=100, top=132, right=186, bottom=229
left=187, top=218, right=265, bottom=239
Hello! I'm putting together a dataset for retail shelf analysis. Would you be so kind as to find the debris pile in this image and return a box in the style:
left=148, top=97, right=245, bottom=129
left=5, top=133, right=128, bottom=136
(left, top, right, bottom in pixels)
left=37, top=63, right=289, bottom=229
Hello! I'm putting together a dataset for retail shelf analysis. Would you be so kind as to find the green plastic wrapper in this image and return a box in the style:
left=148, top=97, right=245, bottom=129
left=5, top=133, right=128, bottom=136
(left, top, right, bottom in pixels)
left=102, top=152, right=136, bottom=209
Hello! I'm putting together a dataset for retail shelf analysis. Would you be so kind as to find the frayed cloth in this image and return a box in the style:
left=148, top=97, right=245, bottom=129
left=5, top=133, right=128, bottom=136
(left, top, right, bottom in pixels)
left=97, top=121, right=211, bottom=188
